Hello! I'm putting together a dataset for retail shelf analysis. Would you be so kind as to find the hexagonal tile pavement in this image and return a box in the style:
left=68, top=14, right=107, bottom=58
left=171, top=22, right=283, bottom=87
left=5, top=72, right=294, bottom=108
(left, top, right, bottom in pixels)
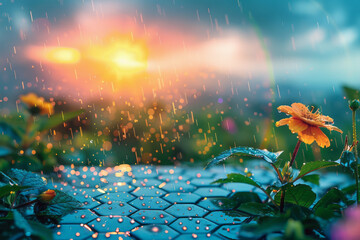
left=53, top=224, right=94, bottom=240
left=160, top=182, right=197, bottom=193
left=130, top=210, right=176, bottom=224
left=131, top=187, right=166, bottom=197
left=88, top=216, right=139, bottom=233
left=129, top=196, right=171, bottom=209
left=205, top=211, right=248, bottom=225
left=197, top=197, right=239, bottom=211
left=131, top=225, right=179, bottom=240
left=165, top=204, right=208, bottom=217
left=93, top=202, right=137, bottom=216
left=214, top=224, right=241, bottom=239
left=174, top=233, right=224, bottom=239
left=60, top=209, right=97, bottom=224
left=163, top=193, right=201, bottom=204
left=170, top=218, right=218, bottom=234
left=95, top=192, right=135, bottom=203
left=193, top=187, right=230, bottom=198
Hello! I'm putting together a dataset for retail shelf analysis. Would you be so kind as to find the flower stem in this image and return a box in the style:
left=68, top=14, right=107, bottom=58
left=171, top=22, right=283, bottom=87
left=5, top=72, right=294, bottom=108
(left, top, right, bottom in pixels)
left=289, top=140, right=302, bottom=168
left=280, top=188, right=285, bottom=213
left=352, top=109, right=359, bottom=206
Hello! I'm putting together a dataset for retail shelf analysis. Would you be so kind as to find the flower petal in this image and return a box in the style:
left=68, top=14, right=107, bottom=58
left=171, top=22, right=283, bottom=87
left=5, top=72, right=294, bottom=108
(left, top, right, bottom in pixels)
left=275, top=118, right=291, bottom=127
left=324, top=124, right=343, bottom=134
left=298, top=127, right=315, bottom=145
left=277, top=105, right=296, bottom=116
left=291, top=103, right=310, bottom=115
left=288, top=118, right=308, bottom=133
left=311, top=126, right=330, bottom=148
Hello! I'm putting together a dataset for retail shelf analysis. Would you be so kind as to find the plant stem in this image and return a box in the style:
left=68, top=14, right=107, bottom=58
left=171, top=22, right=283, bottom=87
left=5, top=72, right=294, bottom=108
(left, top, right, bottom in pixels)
left=353, top=109, right=359, bottom=206
left=289, top=140, right=302, bottom=168
left=280, top=188, right=285, bottom=213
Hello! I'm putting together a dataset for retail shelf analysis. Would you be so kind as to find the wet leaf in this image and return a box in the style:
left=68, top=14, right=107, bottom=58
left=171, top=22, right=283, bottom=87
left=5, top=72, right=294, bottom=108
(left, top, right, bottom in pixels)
left=0, top=185, right=29, bottom=198
left=275, top=184, right=316, bottom=208
left=213, top=173, right=261, bottom=189
left=301, top=174, right=320, bottom=186
left=313, top=188, right=348, bottom=211
left=238, top=202, right=276, bottom=216
left=206, top=146, right=283, bottom=168
left=7, top=169, right=47, bottom=195
left=293, top=161, right=339, bottom=182
left=34, top=190, right=83, bottom=221
left=36, top=110, right=84, bottom=133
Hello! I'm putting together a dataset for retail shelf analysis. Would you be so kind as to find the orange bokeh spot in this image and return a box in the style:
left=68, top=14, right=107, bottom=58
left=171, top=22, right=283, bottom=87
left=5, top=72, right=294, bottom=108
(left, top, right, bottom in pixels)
left=46, top=47, right=81, bottom=64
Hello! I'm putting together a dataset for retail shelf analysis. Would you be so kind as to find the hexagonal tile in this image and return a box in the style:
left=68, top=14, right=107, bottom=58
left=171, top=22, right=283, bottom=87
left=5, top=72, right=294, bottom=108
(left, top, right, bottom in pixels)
left=131, top=187, right=166, bottom=197
left=158, top=174, right=191, bottom=182
left=183, top=170, right=215, bottom=179
left=163, top=193, right=201, bottom=204
left=130, top=210, right=176, bottom=224
left=214, top=224, right=241, bottom=239
left=88, top=216, right=139, bottom=233
left=53, top=224, right=94, bottom=240
left=160, top=182, right=197, bottom=193
left=101, top=184, right=135, bottom=193
left=131, top=225, right=179, bottom=240
left=95, top=192, right=135, bottom=203
left=193, top=187, right=230, bottom=198
left=198, top=197, right=239, bottom=211
left=93, top=202, right=137, bottom=216
left=129, top=196, right=171, bottom=210
left=174, top=234, right=223, bottom=240
left=132, top=178, right=163, bottom=187
left=189, top=178, right=220, bottom=187
left=205, top=211, right=248, bottom=225
left=60, top=209, right=97, bottom=224
left=91, top=233, right=135, bottom=239
left=165, top=204, right=208, bottom=217
left=170, top=218, right=217, bottom=234
left=70, top=192, right=102, bottom=209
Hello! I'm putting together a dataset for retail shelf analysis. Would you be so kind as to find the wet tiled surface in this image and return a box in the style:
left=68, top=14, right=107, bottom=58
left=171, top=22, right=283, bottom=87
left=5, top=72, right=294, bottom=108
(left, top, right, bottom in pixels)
left=50, top=164, right=327, bottom=239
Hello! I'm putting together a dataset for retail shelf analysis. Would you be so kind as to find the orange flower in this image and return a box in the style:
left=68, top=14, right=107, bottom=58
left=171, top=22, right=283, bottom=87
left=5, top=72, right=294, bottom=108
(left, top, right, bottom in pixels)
left=38, top=189, right=56, bottom=202
left=276, top=103, right=342, bottom=148
left=20, top=93, right=54, bottom=115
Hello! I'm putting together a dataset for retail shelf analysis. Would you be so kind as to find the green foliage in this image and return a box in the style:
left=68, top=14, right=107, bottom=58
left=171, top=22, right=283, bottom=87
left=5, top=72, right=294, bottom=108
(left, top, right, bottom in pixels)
left=213, top=173, right=261, bottom=189
left=0, top=108, right=82, bottom=172
left=293, top=161, right=339, bottom=182
left=275, top=184, right=316, bottom=208
left=34, top=190, right=82, bottom=222
left=206, top=146, right=283, bottom=169
left=0, top=168, right=82, bottom=238
left=301, top=174, right=320, bottom=186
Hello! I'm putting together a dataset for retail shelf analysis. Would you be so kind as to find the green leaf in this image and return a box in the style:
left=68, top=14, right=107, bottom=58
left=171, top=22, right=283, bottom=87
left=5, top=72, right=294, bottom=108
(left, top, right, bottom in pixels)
left=231, top=192, right=262, bottom=204
left=238, top=202, right=276, bottom=216
left=36, top=110, right=84, bottom=132
left=284, top=219, right=305, bottom=240
left=343, top=85, right=360, bottom=100
left=13, top=210, right=32, bottom=235
left=213, top=173, right=261, bottom=189
left=293, top=161, right=339, bottom=182
left=0, top=185, right=29, bottom=198
left=342, top=184, right=356, bottom=195
left=34, top=190, right=83, bottom=220
left=206, top=146, right=283, bottom=168
left=275, top=184, right=316, bottom=208
left=8, top=169, right=47, bottom=194
left=301, top=174, right=320, bottom=186
left=313, top=188, right=347, bottom=211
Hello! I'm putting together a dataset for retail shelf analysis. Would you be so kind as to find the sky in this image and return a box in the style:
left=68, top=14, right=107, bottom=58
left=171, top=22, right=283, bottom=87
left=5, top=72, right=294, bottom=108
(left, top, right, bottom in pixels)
left=0, top=0, right=359, bottom=104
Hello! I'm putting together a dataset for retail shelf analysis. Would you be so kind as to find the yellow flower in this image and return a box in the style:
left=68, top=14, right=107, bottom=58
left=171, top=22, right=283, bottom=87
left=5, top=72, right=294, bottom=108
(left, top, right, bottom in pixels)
left=276, top=103, right=342, bottom=148
left=20, top=93, right=54, bottom=115
left=38, top=189, right=56, bottom=202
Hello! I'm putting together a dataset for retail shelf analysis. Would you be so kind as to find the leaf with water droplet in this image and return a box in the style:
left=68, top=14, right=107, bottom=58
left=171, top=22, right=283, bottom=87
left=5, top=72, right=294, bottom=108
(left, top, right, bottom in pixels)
left=205, top=147, right=283, bottom=169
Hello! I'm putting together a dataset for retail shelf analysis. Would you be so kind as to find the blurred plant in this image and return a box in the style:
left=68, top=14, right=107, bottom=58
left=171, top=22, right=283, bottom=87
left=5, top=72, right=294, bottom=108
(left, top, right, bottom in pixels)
left=0, top=168, right=82, bottom=239
left=0, top=93, right=83, bottom=171
left=331, top=207, right=360, bottom=240
left=207, top=102, right=348, bottom=239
